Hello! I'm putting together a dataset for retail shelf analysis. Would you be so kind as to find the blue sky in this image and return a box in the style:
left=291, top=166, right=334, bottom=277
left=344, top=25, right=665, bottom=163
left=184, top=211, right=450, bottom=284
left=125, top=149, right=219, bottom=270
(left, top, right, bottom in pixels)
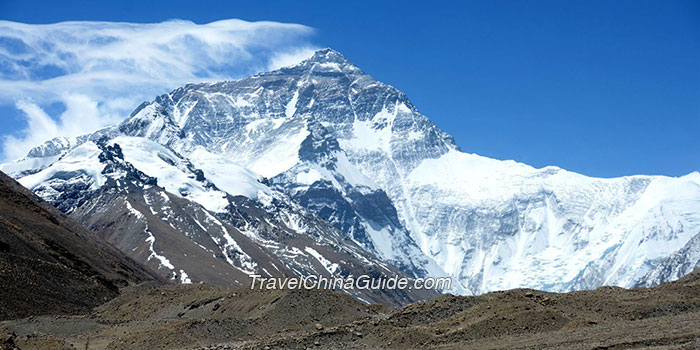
left=0, top=0, right=698, bottom=177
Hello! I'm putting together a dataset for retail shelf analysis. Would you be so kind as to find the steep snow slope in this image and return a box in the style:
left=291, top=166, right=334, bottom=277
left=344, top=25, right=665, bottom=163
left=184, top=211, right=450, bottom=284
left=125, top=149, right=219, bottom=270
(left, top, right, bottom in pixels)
left=5, top=136, right=434, bottom=305
left=405, top=150, right=700, bottom=292
left=3, top=48, right=699, bottom=295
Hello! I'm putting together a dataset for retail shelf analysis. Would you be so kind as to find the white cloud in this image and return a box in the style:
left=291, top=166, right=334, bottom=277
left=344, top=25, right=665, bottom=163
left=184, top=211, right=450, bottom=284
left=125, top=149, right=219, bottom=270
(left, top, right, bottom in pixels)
left=0, top=19, right=318, bottom=161
left=267, top=47, right=318, bottom=71
left=3, top=94, right=123, bottom=161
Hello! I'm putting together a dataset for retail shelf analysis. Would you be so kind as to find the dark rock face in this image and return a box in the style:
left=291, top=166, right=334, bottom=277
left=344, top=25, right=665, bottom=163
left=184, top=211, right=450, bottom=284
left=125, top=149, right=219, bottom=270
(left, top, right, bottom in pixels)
left=298, top=122, right=341, bottom=165
left=39, top=174, right=94, bottom=214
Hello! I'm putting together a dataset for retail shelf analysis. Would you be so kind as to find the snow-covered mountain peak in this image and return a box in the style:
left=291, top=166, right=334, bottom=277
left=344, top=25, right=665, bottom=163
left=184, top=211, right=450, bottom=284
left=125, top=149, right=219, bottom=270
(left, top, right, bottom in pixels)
left=304, top=48, right=354, bottom=65
left=3, top=48, right=699, bottom=297
left=274, top=47, right=364, bottom=75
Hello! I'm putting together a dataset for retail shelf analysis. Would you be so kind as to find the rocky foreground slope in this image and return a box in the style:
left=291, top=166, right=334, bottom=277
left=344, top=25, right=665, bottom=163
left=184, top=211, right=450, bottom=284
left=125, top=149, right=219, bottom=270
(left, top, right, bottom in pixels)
left=0, top=171, right=160, bottom=320
left=2, top=268, right=700, bottom=349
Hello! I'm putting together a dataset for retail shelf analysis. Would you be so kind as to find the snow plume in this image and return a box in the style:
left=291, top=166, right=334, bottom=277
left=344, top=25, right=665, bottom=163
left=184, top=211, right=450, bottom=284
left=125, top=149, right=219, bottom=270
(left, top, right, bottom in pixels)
left=0, top=19, right=318, bottom=161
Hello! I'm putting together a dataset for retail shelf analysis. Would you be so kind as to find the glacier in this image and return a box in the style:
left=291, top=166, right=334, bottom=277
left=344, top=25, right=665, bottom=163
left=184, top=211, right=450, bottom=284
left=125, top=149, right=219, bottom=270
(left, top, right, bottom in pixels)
left=3, top=48, right=699, bottom=295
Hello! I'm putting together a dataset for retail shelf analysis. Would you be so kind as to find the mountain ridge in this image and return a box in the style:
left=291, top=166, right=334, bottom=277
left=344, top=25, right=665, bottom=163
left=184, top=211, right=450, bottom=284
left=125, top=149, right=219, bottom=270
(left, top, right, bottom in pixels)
left=2, top=48, right=699, bottom=297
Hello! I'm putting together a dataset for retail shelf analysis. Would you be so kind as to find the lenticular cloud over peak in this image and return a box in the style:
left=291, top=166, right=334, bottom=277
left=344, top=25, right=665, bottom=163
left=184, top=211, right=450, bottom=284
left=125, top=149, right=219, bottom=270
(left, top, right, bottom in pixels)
left=0, top=19, right=318, bottom=161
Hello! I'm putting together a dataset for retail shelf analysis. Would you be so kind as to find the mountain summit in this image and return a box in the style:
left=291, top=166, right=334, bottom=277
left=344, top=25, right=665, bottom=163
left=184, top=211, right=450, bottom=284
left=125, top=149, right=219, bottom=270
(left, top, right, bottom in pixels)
left=3, top=48, right=700, bottom=296
left=304, top=48, right=355, bottom=65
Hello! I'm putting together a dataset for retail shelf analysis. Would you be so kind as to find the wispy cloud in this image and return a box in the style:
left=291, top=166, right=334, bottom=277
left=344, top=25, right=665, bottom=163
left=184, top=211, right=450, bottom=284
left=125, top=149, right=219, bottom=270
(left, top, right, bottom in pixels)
left=0, top=19, right=318, bottom=161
